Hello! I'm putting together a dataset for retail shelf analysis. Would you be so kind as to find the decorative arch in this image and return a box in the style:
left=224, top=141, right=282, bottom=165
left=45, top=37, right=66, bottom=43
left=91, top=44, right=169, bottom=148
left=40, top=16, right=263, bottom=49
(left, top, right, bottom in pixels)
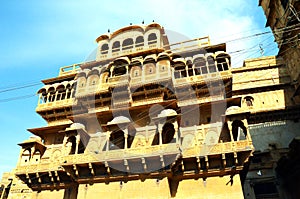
left=173, top=59, right=187, bottom=79
left=193, top=55, right=207, bottom=75
left=244, top=96, right=254, bottom=107
left=216, top=52, right=230, bottom=71
left=101, top=43, right=109, bottom=54
left=109, top=130, right=125, bottom=150
left=148, top=33, right=157, bottom=45
left=32, top=150, right=41, bottom=163
left=112, top=57, right=129, bottom=76
left=186, top=57, right=194, bottom=76
left=232, top=120, right=247, bottom=141
left=100, top=71, right=110, bottom=83
left=37, top=87, right=48, bottom=103
left=48, top=87, right=56, bottom=102
left=135, top=36, right=144, bottom=47
left=206, top=54, right=217, bottom=73
left=76, top=76, right=87, bottom=89
left=112, top=41, right=121, bottom=52
left=56, top=84, right=66, bottom=101
left=20, top=149, right=31, bottom=165
left=122, top=38, right=134, bottom=50
left=65, top=83, right=73, bottom=99
left=66, top=136, right=76, bottom=155
left=162, top=123, right=175, bottom=144
left=131, top=65, right=142, bottom=77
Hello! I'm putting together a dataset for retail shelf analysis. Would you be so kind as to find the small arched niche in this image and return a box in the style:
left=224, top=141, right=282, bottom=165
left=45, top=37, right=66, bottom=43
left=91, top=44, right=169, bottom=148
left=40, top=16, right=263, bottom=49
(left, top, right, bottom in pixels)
left=193, top=56, right=207, bottom=75
left=232, top=120, right=247, bottom=141
left=32, top=150, right=41, bottom=164
left=244, top=96, right=254, bottom=107
left=216, top=52, right=230, bottom=71
left=112, top=41, right=121, bottom=53
left=122, top=38, right=134, bottom=50
left=20, top=149, right=31, bottom=166
left=174, top=60, right=187, bottom=79
left=101, top=43, right=109, bottom=54
left=135, top=36, right=144, bottom=48
left=66, top=136, right=77, bottom=155
left=148, top=33, right=157, bottom=45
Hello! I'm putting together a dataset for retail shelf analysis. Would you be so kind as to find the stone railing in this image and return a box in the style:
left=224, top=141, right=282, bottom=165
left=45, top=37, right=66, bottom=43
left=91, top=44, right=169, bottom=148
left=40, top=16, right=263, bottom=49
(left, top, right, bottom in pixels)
left=62, top=143, right=180, bottom=165
left=173, top=70, right=232, bottom=87
left=36, top=98, right=75, bottom=112
left=59, top=64, right=81, bottom=77
left=132, top=96, right=163, bottom=107
left=108, top=74, right=130, bottom=86
left=182, top=140, right=253, bottom=158
left=15, top=161, right=63, bottom=174
left=98, top=43, right=160, bottom=61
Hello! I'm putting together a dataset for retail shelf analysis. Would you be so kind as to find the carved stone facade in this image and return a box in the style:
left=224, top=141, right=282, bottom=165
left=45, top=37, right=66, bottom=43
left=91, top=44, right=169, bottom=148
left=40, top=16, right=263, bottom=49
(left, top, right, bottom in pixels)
left=1, top=21, right=300, bottom=199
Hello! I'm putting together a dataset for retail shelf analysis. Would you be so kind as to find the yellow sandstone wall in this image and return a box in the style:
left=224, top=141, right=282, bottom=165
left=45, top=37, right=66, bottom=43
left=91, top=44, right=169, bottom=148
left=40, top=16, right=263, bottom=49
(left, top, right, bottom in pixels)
left=76, top=175, right=243, bottom=199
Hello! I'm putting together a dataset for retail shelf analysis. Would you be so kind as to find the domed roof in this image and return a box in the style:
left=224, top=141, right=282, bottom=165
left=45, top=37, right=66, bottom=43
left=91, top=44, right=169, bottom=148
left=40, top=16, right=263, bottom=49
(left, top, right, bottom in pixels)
left=108, top=116, right=131, bottom=125
left=225, top=106, right=241, bottom=115
left=69, top=123, right=86, bottom=130
left=157, top=109, right=178, bottom=118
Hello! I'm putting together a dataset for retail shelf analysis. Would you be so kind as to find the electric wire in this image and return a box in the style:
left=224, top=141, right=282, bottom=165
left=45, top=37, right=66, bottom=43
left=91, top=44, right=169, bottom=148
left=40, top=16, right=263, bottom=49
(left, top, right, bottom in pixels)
left=1, top=25, right=299, bottom=103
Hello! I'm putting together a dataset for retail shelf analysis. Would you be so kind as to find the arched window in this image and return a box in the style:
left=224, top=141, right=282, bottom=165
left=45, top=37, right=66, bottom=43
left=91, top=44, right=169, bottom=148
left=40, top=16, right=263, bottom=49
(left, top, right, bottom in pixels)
left=207, top=55, right=217, bottom=73
left=101, top=44, right=109, bottom=54
left=194, top=57, right=207, bottom=75
left=56, top=85, right=66, bottom=101
left=109, top=130, right=125, bottom=150
left=112, top=41, right=120, bottom=53
left=48, top=87, right=56, bottom=102
left=148, top=33, right=157, bottom=45
left=38, top=88, right=47, bottom=104
left=232, top=120, right=247, bottom=141
left=135, top=36, right=144, bottom=47
left=144, top=63, right=156, bottom=76
left=174, top=62, right=187, bottom=79
left=151, top=122, right=175, bottom=145
left=66, top=84, right=73, bottom=99
left=244, top=96, right=254, bottom=107
left=21, top=149, right=31, bottom=165
left=216, top=54, right=229, bottom=71
left=122, top=38, right=134, bottom=50
left=187, top=60, right=194, bottom=76
left=112, top=59, right=128, bottom=76
left=66, top=136, right=76, bottom=155
left=32, top=150, right=41, bottom=163
left=162, top=123, right=175, bottom=144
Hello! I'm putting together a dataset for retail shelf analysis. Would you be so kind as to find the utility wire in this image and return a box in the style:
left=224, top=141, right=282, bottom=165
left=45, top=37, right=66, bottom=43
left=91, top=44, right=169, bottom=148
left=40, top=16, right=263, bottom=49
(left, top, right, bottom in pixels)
left=1, top=26, right=298, bottom=103
left=0, top=82, right=42, bottom=94
left=0, top=94, right=37, bottom=103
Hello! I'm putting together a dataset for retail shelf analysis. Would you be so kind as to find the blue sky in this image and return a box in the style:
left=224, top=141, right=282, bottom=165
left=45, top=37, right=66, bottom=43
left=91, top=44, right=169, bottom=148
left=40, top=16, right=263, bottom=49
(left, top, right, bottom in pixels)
left=0, top=0, right=277, bottom=178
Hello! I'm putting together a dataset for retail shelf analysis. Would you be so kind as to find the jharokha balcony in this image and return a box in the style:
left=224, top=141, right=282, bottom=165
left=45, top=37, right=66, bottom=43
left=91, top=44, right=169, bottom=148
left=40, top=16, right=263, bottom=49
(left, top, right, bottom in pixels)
left=15, top=106, right=253, bottom=190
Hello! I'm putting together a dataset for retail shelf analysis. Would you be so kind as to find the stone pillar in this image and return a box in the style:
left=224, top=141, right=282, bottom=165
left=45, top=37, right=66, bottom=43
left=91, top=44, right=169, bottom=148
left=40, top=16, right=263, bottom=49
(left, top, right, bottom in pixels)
left=227, top=121, right=234, bottom=142
left=158, top=123, right=163, bottom=145
left=106, top=131, right=111, bottom=151
left=156, top=63, right=159, bottom=79
left=124, top=128, right=128, bottom=149
left=54, top=91, right=58, bottom=101
left=173, top=121, right=179, bottom=145
left=46, top=92, right=50, bottom=103
left=126, top=65, right=129, bottom=75
left=75, top=135, right=80, bottom=154
left=242, top=118, right=251, bottom=141
left=110, top=66, right=114, bottom=78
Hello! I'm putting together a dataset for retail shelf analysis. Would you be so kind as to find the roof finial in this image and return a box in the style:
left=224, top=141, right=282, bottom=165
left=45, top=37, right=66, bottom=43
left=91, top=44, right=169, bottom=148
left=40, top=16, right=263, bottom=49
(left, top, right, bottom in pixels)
left=130, top=23, right=132, bottom=25
left=142, top=20, right=144, bottom=24
left=108, top=29, right=110, bottom=33
left=152, top=20, right=155, bottom=22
